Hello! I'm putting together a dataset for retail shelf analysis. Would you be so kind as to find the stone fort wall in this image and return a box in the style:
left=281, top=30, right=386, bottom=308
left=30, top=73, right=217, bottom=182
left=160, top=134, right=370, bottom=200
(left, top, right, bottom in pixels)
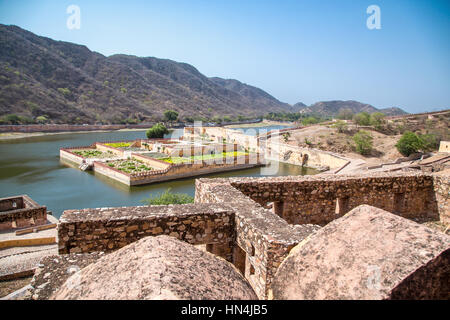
left=229, top=173, right=439, bottom=225
left=57, top=171, right=449, bottom=299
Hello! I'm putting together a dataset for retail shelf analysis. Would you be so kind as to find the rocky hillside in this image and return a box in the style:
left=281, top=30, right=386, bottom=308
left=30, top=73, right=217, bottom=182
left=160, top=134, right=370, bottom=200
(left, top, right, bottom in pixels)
left=295, top=100, right=408, bottom=117
left=0, top=24, right=293, bottom=124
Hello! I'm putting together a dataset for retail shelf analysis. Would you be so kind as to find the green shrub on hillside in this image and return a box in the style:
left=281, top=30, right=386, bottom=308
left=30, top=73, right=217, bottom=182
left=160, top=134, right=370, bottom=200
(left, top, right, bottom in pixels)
left=57, top=87, right=71, bottom=96
left=331, top=120, right=348, bottom=133
left=419, top=133, right=439, bottom=152
left=395, top=131, right=439, bottom=156
left=353, top=112, right=371, bottom=126
left=163, top=110, right=179, bottom=122
left=301, top=116, right=320, bottom=126
left=353, top=130, right=373, bottom=155
left=370, top=112, right=386, bottom=129
left=395, top=131, right=423, bottom=156
left=141, top=188, right=194, bottom=205
left=36, top=115, right=48, bottom=123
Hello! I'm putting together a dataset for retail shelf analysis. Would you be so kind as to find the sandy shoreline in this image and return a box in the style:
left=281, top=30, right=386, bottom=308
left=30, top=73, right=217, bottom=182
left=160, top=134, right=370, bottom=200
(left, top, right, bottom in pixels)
left=0, top=120, right=294, bottom=141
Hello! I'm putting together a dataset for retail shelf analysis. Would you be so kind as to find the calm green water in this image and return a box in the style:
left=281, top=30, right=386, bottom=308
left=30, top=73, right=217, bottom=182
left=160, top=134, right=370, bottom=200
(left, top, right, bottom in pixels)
left=0, top=126, right=316, bottom=218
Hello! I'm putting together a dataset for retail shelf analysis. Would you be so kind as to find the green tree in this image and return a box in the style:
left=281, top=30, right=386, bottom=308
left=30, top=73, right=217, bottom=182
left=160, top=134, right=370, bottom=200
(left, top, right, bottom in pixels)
left=370, top=112, right=386, bottom=129
left=223, top=116, right=232, bottom=123
left=353, top=112, right=371, bottom=126
left=146, top=123, right=169, bottom=139
left=331, top=120, right=348, bottom=133
left=419, top=134, right=439, bottom=152
left=163, top=110, right=179, bottom=123
left=395, top=131, right=424, bottom=156
left=212, top=116, right=222, bottom=124
left=184, top=116, right=194, bottom=123
left=141, top=188, right=194, bottom=205
left=35, top=115, right=48, bottom=123
left=353, top=130, right=373, bottom=155
left=301, top=116, right=319, bottom=126
left=337, top=108, right=353, bottom=120
left=2, top=114, right=21, bottom=124
left=57, top=87, right=71, bottom=97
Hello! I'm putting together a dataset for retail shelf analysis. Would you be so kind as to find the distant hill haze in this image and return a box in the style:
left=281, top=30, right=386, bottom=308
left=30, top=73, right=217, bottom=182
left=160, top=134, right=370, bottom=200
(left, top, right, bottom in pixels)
left=0, top=24, right=293, bottom=124
left=0, top=24, right=408, bottom=124
left=294, top=100, right=408, bottom=117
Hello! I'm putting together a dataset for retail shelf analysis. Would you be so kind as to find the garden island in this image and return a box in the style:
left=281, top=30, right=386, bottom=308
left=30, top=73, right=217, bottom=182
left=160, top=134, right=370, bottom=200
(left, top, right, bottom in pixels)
left=60, top=126, right=264, bottom=186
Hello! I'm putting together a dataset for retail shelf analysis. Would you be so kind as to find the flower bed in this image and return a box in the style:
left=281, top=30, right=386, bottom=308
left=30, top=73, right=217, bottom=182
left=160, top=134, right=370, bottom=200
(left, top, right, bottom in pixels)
left=72, top=149, right=116, bottom=159
left=106, top=159, right=154, bottom=174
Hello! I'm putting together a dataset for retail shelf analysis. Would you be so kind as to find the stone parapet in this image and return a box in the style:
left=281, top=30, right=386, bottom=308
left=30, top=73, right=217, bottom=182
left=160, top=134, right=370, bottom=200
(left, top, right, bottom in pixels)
left=58, top=203, right=235, bottom=261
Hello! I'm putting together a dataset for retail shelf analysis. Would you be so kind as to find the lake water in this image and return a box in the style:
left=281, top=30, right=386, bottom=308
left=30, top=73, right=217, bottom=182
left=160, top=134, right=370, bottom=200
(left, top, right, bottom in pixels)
left=0, top=126, right=317, bottom=218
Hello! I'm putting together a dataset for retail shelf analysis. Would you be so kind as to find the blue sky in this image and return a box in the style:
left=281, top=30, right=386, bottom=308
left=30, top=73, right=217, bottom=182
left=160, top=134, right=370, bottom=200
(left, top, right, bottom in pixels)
left=0, top=0, right=449, bottom=113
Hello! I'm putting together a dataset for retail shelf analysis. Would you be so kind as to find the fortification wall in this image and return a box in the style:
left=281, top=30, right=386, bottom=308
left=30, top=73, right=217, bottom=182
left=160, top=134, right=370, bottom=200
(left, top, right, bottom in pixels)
left=265, top=142, right=349, bottom=170
left=0, top=195, right=47, bottom=230
left=230, top=173, right=438, bottom=225
left=58, top=203, right=235, bottom=260
left=194, top=179, right=319, bottom=299
left=433, top=171, right=450, bottom=224
left=56, top=171, right=449, bottom=300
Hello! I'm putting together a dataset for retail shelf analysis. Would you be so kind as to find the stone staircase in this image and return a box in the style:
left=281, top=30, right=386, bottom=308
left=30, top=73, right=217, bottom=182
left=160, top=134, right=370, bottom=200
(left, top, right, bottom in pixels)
left=79, top=162, right=91, bottom=171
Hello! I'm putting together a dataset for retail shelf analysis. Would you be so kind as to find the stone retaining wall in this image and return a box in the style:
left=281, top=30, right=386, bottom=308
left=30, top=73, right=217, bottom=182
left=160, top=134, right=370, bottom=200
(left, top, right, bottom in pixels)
left=93, top=155, right=263, bottom=186
left=59, top=149, right=85, bottom=165
left=265, top=141, right=349, bottom=170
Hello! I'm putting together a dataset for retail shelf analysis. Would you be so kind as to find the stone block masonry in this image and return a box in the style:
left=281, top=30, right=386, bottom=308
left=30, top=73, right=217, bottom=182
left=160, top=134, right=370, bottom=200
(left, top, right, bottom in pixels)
left=270, top=205, right=450, bottom=300
left=57, top=171, right=450, bottom=300
left=228, top=172, right=439, bottom=225
left=0, top=195, right=47, bottom=230
left=433, top=170, right=450, bottom=224
left=58, top=204, right=236, bottom=261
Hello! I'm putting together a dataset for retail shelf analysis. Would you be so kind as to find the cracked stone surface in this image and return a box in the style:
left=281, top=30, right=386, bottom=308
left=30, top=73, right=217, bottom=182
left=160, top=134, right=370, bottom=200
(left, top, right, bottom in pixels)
left=51, top=235, right=257, bottom=300
left=270, top=205, right=450, bottom=300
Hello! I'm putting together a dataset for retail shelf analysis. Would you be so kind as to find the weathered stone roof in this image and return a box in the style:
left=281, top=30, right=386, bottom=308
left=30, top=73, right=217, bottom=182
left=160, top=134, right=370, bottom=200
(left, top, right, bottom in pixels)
left=28, top=252, right=104, bottom=300
left=270, top=205, right=450, bottom=300
left=51, top=235, right=257, bottom=300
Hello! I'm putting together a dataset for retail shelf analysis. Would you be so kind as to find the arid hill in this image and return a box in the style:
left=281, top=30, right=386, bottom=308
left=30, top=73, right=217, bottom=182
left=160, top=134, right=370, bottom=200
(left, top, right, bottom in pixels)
left=295, top=100, right=408, bottom=117
left=0, top=24, right=294, bottom=124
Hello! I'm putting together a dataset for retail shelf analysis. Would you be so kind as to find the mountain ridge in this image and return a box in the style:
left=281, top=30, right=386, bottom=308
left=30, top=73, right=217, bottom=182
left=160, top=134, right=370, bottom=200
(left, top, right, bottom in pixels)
left=293, top=100, right=408, bottom=117
left=0, top=24, right=410, bottom=124
left=0, top=24, right=293, bottom=124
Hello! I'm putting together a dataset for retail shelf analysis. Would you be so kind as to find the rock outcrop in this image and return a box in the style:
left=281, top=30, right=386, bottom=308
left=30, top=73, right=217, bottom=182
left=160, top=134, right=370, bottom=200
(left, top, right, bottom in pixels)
left=270, top=205, right=450, bottom=300
left=51, top=235, right=257, bottom=300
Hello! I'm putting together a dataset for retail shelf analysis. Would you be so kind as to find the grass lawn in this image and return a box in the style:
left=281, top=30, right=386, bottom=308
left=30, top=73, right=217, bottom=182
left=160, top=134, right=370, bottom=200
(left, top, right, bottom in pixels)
left=104, top=142, right=132, bottom=148
left=159, top=151, right=249, bottom=164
